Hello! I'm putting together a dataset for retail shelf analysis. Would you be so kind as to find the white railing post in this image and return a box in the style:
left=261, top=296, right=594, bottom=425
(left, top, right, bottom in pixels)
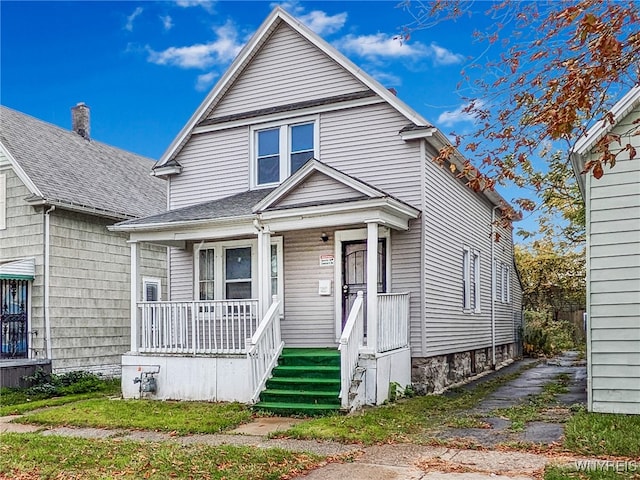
left=247, top=295, right=283, bottom=403
left=339, top=290, right=364, bottom=409
left=366, top=221, right=378, bottom=352
left=129, top=241, right=140, bottom=353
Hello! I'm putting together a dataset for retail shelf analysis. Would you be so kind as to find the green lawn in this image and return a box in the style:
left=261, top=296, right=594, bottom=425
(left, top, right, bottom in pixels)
left=0, top=433, right=325, bottom=480
left=563, top=411, right=640, bottom=457
left=16, top=398, right=253, bottom=434
left=544, top=464, right=639, bottom=480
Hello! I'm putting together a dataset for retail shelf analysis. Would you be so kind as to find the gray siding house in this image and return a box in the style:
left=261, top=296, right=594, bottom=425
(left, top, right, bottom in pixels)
left=113, top=8, right=522, bottom=410
left=0, top=104, right=167, bottom=379
left=571, top=85, right=640, bottom=415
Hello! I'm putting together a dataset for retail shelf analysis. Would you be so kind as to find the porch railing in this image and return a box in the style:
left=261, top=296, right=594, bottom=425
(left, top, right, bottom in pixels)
left=247, top=296, right=283, bottom=403
left=339, top=290, right=364, bottom=409
left=377, top=292, right=410, bottom=353
left=138, top=300, right=259, bottom=354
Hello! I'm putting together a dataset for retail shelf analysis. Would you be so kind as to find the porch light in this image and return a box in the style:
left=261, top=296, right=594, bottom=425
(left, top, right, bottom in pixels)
left=320, top=232, right=329, bottom=242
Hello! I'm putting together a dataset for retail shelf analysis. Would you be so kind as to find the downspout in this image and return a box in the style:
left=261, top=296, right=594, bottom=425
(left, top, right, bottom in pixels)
left=44, top=205, right=55, bottom=360
left=491, top=206, right=499, bottom=368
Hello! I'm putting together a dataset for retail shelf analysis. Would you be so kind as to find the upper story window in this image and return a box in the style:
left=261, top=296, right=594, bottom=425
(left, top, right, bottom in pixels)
left=252, top=117, right=318, bottom=188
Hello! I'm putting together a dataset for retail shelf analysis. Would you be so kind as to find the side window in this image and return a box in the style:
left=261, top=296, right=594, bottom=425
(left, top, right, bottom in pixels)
left=462, top=247, right=471, bottom=311
left=463, top=247, right=481, bottom=313
left=143, top=278, right=161, bottom=302
left=199, top=248, right=215, bottom=300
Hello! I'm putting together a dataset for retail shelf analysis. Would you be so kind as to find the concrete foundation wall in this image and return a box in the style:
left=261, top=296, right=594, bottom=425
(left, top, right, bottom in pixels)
left=121, top=354, right=251, bottom=402
left=411, top=343, right=515, bottom=394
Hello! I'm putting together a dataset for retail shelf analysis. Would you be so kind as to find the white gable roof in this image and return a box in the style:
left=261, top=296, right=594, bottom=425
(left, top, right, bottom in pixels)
left=570, top=84, right=640, bottom=198
left=154, top=7, right=430, bottom=170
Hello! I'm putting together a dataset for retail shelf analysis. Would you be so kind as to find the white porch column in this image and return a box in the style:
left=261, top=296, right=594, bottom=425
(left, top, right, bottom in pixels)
left=257, top=227, right=272, bottom=319
left=129, top=241, right=140, bottom=353
left=366, top=221, right=378, bottom=352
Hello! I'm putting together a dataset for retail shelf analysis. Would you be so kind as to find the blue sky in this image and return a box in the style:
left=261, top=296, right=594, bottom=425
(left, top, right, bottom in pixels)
left=2, top=0, right=531, bottom=224
left=1, top=1, right=495, bottom=157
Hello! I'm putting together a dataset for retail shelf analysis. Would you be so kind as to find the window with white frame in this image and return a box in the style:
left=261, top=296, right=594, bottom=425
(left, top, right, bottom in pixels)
left=252, top=118, right=317, bottom=187
left=143, top=277, right=161, bottom=302
left=493, top=260, right=511, bottom=304
left=463, top=247, right=481, bottom=313
left=196, top=238, right=283, bottom=301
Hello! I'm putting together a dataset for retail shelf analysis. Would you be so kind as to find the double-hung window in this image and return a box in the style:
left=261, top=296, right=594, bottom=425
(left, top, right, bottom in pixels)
left=493, top=260, right=511, bottom=304
left=253, top=118, right=318, bottom=187
left=196, top=238, right=283, bottom=302
left=463, top=246, right=481, bottom=313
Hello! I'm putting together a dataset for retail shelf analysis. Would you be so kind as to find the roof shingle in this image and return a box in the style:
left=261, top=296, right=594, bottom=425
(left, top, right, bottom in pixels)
left=1, top=106, right=166, bottom=219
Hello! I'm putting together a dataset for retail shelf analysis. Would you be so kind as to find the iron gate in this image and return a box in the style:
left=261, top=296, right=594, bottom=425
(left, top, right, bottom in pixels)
left=1, top=279, right=29, bottom=358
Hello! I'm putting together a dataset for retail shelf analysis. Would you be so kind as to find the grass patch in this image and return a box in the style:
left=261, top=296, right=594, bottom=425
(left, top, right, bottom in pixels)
left=492, top=373, right=571, bottom=431
left=273, top=371, right=524, bottom=444
left=0, top=433, right=324, bottom=480
left=1, top=370, right=120, bottom=415
left=0, top=391, right=118, bottom=416
left=563, top=411, right=640, bottom=457
left=17, top=398, right=253, bottom=434
left=545, top=464, right=639, bottom=480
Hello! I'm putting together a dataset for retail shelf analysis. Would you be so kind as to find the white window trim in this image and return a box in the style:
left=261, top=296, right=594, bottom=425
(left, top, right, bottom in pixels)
left=473, top=250, right=481, bottom=313
left=463, top=246, right=481, bottom=314
left=0, top=173, right=6, bottom=230
left=463, top=246, right=471, bottom=312
left=249, top=115, right=319, bottom=189
left=193, top=237, right=283, bottom=302
left=142, top=277, right=162, bottom=302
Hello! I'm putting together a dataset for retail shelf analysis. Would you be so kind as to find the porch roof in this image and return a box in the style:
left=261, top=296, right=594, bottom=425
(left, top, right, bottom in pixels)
left=111, top=161, right=421, bottom=238
left=112, top=188, right=275, bottom=230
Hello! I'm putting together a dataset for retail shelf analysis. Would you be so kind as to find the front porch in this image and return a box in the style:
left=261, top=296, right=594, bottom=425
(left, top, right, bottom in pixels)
left=121, top=291, right=411, bottom=410
left=116, top=160, right=420, bottom=409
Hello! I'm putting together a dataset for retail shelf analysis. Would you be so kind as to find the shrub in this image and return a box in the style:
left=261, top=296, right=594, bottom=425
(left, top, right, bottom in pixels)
left=523, top=311, right=578, bottom=356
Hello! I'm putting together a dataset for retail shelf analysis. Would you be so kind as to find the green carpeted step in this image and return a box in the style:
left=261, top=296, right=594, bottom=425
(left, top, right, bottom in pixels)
left=253, top=401, right=340, bottom=416
left=266, top=376, right=340, bottom=391
left=260, top=388, right=340, bottom=405
left=271, top=365, right=340, bottom=379
left=279, top=348, right=340, bottom=367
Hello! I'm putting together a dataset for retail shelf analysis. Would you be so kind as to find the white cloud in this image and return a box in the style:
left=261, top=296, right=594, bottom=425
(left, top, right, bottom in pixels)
left=429, top=43, right=465, bottom=66
left=437, top=101, right=484, bottom=128
left=269, top=2, right=346, bottom=36
left=125, top=7, right=143, bottom=32
left=336, top=33, right=420, bottom=59
left=298, top=10, right=347, bottom=36
left=160, top=15, right=173, bottom=31
left=175, top=0, right=215, bottom=13
left=335, top=34, right=464, bottom=66
left=146, top=21, right=243, bottom=69
left=370, top=71, right=402, bottom=87
left=196, top=72, right=218, bottom=91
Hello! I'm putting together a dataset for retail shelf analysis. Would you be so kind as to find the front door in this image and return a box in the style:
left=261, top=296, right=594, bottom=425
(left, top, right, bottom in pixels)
left=341, top=239, right=386, bottom=328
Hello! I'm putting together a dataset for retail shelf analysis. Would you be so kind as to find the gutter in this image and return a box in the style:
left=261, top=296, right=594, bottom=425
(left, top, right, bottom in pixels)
left=44, top=205, right=55, bottom=360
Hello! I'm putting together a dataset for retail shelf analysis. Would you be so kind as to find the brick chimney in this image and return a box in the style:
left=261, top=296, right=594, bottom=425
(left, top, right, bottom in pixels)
left=71, top=102, right=90, bottom=139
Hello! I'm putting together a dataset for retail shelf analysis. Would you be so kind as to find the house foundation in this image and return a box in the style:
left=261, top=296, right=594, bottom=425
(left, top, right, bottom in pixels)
left=411, top=343, right=516, bottom=394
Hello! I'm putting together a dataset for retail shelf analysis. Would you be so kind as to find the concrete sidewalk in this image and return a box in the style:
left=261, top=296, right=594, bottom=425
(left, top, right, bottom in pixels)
left=0, top=352, right=589, bottom=479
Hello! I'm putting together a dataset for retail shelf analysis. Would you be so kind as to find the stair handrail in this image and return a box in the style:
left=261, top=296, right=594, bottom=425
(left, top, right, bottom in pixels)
left=338, top=291, right=364, bottom=409
left=247, top=295, right=283, bottom=403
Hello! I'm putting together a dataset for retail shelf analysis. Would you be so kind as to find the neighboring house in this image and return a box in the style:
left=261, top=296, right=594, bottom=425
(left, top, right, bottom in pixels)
left=570, top=85, right=640, bottom=415
left=113, top=7, right=522, bottom=411
left=0, top=104, right=167, bottom=382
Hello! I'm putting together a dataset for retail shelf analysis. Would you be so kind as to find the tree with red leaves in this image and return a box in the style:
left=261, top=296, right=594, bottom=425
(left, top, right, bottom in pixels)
left=401, top=0, right=639, bottom=228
